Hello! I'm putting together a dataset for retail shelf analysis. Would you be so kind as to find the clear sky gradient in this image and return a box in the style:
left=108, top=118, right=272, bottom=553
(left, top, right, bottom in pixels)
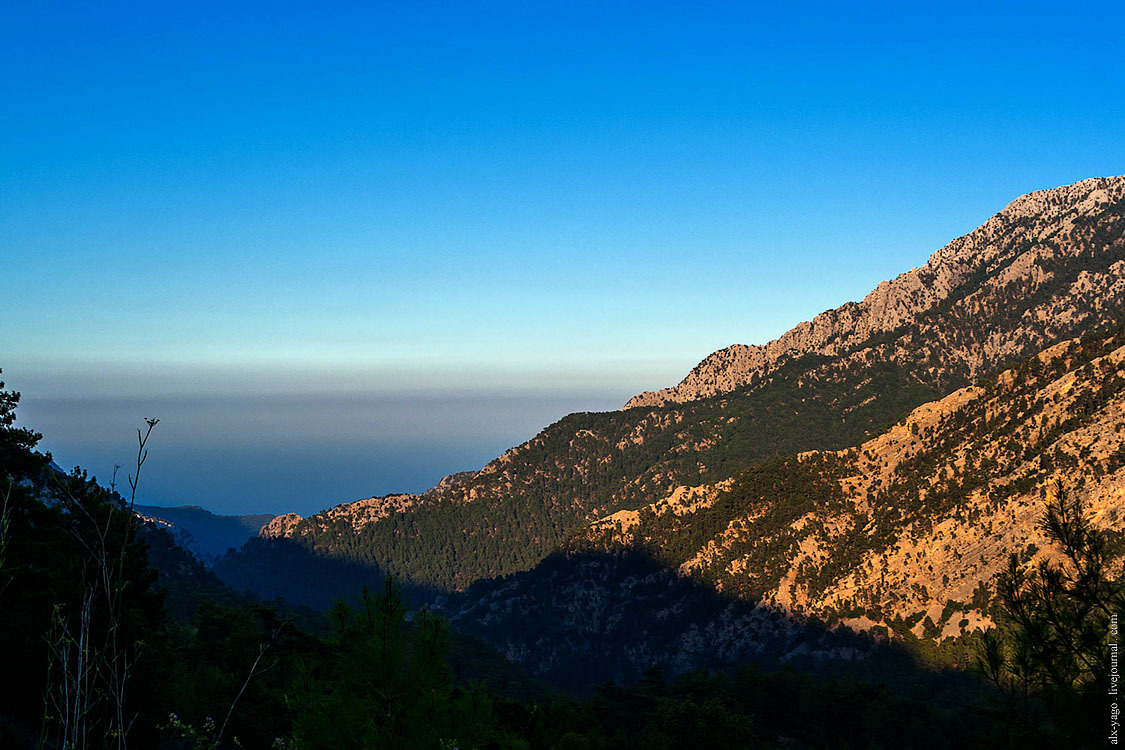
left=3, top=2, right=1124, bottom=514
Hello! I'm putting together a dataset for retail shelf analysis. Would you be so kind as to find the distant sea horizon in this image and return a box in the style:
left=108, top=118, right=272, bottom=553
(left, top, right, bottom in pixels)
left=17, top=388, right=630, bottom=517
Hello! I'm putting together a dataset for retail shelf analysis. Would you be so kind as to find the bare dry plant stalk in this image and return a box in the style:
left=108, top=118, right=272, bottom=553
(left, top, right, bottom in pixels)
left=216, top=620, right=290, bottom=747
left=44, top=418, right=158, bottom=750
left=0, top=480, right=11, bottom=599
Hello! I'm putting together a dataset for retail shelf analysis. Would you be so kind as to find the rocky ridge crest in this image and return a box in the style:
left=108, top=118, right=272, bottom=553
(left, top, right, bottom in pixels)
left=626, top=176, right=1125, bottom=408
left=258, top=493, right=420, bottom=539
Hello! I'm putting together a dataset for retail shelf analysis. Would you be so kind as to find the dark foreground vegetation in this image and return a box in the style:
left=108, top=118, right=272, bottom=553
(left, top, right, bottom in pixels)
left=1, top=372, right=1118, bottom=749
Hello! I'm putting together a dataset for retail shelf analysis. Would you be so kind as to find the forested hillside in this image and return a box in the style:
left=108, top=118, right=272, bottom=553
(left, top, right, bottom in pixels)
left=436, top=327, right=1125, bottom=687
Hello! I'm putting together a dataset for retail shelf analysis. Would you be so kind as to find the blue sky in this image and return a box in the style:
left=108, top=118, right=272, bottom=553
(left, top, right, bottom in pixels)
left=3, top=2, right=1124, bottom=514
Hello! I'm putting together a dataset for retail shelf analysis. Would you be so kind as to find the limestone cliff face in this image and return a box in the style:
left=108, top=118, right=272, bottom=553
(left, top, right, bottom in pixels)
left=626, top=176, right=1125, bottom=408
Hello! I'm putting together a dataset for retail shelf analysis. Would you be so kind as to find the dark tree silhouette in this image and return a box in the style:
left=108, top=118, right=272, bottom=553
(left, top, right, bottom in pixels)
left=979, top=479, right=1124, bottom=746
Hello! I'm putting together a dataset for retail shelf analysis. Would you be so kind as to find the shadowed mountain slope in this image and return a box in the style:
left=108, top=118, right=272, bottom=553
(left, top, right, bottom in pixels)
left=134, top=504, right=275, bottom=560
left=437, top=327, right=1125, bottom=688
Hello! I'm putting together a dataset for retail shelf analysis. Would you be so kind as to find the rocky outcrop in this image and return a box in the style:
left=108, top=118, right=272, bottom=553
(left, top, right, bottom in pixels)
left=319, top=493, right=418, bottom=528
left=259, top=513, right=302, bottom=538
left=259, top=493, right=420, bottom=540
left=627, top=176, right=1125, bottom=408
left=422, top=471, right=475, bottom=497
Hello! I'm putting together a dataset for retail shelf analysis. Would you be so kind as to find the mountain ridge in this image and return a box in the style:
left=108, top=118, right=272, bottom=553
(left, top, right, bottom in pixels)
left=228, top=175, right=1125, bottom=596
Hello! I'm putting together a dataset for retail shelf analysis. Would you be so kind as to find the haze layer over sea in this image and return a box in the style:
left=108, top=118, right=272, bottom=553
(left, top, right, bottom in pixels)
left=17, top=389, right=628, bottom=517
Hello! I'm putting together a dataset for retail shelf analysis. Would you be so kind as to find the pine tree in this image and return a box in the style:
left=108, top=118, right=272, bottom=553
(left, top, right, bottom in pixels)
left=978, top=479, right=1124, bottom=746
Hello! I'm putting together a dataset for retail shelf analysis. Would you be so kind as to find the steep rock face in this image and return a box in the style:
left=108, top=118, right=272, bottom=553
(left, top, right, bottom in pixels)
left=627, top=176, right=1125, bottom=408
